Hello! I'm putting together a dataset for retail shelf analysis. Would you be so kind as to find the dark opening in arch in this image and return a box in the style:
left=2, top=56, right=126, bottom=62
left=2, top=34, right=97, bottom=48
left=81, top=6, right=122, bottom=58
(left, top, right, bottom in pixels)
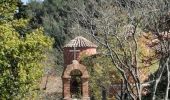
left=70, top=69, right=82, bottom=98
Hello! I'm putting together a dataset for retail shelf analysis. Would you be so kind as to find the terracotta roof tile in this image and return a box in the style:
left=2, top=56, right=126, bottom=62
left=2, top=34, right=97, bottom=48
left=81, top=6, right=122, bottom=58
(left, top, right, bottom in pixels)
left=64, top=36, right=97, bottom=47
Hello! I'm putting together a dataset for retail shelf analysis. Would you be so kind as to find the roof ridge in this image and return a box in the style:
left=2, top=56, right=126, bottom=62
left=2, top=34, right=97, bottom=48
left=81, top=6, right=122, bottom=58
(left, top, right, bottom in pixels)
left=64, top=36, right=97, bottom=47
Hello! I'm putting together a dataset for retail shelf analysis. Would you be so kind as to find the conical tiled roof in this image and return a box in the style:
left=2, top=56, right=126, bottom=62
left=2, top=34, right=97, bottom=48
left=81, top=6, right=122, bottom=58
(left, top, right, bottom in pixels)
left=64, top=36, right=97, bottom=47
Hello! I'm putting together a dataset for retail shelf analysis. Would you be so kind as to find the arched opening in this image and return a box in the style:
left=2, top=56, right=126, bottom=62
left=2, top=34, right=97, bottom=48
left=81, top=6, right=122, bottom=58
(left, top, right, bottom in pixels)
left=70, top=69, right=82, bottom=98
left=62, top=62, right=90, bottom=99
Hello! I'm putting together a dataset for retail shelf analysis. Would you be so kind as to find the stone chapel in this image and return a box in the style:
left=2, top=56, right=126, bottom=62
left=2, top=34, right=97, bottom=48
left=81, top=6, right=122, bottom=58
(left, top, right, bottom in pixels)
left=62, top=36, right=97, bottom=100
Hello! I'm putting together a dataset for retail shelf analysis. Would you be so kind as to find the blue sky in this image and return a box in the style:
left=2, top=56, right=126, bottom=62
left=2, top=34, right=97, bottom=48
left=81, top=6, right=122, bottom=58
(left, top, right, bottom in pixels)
left=21, top=0, right=28, bottom=4
left=21, top=0, right=44, bottom=4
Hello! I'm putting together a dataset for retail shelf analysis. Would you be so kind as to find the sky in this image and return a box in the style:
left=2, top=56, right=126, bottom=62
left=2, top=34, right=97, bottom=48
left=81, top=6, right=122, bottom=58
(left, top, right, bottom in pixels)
left=21, top=0, right=28, bottom=4
left=21, top=0, right=44, bottom=4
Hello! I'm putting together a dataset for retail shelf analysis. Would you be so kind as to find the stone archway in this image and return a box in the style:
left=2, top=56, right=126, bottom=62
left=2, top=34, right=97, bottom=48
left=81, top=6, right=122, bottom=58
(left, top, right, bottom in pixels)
left=62, top=60, right=89, bottom=100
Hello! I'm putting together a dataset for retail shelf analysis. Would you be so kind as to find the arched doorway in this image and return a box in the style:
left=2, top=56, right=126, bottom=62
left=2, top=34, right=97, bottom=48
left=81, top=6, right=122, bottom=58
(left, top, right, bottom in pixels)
left=70, top=69, right=82, bottom=98
left=62, top=60, right=90, bottom=100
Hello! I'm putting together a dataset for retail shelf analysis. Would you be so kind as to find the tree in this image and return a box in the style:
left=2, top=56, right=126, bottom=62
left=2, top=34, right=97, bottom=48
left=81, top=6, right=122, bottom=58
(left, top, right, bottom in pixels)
left=14, top=0, right=29, bottom=19
left=82, top=54, right=122, bottom=99
left=0, top=0, right=53, bottom=99
left=70, top=0, right=170, bottom=99
left=27, top=0, right=86, bottom=48
left=26, top=0, right=97, bottom=76
left=26, top=0, right=169, bottom=99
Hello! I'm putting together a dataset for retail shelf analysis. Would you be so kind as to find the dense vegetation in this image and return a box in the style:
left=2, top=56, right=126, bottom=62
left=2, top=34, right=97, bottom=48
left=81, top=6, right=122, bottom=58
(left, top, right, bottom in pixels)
left=0, top=0, right=53, bottom=99
left=0, top=0, right=169, bottom=99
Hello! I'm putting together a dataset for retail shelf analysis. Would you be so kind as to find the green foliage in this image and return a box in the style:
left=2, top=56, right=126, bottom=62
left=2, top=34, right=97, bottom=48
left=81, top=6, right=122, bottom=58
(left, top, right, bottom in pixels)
left=27, top=0, right=97, bottom=47
left=0, top=0, right=19, bottom=20
left=27, top=0, right=95, bottom=77
left=25, top=0, right=169, bottom=99
left=0, top=1, right=53, bottom=99
left=82, top=54, right=122, bottom=99
left=0, top=21, right=53, bottom=99
left=14, top=1, right=29, bottom=19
